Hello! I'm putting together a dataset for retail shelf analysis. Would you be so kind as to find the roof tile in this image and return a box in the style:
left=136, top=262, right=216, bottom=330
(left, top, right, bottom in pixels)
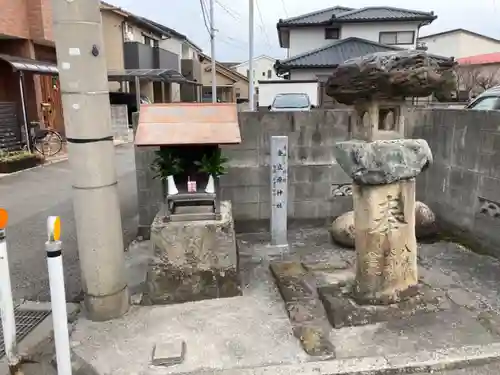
left=279, top=5, right=435, bottom=25
left=457, top=52, right=500, bottom=65
left=278, top=37, right=400, bottom=68
left=281, top=6, right=353, bottom=25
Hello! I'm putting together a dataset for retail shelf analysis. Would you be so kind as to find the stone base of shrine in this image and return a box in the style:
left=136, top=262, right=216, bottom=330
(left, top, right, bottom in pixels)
left=318, top=282, right=449, bottom=329
left=143, top=200, right=241, bottom=305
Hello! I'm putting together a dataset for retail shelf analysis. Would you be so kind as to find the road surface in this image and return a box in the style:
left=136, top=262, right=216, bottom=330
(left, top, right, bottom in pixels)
left=0, top=144, right=138, bottom=302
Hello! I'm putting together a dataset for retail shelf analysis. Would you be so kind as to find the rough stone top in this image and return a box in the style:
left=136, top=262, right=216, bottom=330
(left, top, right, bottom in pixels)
left=333, top=139, right=432, bottom=185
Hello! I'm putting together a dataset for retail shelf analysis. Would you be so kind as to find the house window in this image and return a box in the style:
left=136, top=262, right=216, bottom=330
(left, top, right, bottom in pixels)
left=142, top=34, right=158, bottom=47
left=262, top=72, right=266, bottom=77
left=325, top=27, right=340, bottom=40
left=379, top=31, right=415, bottom=45
left=247, top=69, right=249, bottom=78
left=267, top=69, right=272, bottom=79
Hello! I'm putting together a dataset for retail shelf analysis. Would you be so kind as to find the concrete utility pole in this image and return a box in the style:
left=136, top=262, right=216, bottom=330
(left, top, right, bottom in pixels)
left=210, top=0, right=217, bottom=103
left=52, top=0, right=129, bottom=321
left=248, top=0, right=255, bottom=110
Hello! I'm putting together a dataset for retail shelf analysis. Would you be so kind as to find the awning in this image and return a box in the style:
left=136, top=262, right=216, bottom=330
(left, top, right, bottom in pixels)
left=135, top=103, right=241, bottom=146
left=0, top=54, right=58, bottom=75
left=107, top=68, right=193, bottom=83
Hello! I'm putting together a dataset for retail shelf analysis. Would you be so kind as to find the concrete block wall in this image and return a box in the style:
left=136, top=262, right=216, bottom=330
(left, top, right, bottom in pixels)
left=220, top=110, right=353, bottom=229
left=407, top=108, right=500, bottom=256
left=110, top=105, right=130, bottom=142
left=134, top=110, right=354, bottom=237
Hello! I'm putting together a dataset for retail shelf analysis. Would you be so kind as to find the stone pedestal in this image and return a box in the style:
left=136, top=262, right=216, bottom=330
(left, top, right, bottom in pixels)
left=144, top=200, right=241, bottom=304
left=352, top=179, right=418, bottom=304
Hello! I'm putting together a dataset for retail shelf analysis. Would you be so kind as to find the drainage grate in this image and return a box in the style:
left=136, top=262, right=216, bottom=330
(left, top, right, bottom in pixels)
left=0, top=307, right=51, bottom=358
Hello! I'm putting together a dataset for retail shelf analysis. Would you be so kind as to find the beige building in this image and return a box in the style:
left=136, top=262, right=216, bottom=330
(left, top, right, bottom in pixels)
left=100, top=1, right=202, bottom=102
left=200, top=53, right=249, bottom=102
left=418, top=29, right=500, bottom=59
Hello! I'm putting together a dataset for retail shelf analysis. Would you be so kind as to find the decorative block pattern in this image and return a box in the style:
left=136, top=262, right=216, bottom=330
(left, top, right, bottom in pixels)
left=478, top=197, right=500, bottom=218
left=331, top=183, right=352, bottom=197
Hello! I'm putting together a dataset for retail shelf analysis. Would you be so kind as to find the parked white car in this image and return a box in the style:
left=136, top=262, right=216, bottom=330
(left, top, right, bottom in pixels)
left=465, top=85, right=500, bottom=110
left=268, top=93, right=315, bottom=112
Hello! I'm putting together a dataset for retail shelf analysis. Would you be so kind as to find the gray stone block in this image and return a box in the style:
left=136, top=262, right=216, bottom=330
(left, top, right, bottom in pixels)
left=220, top=186, right=260, bottom=204
left=223, top=149, right=259, bottom=166
left=290, top=165, right=312, bottom=183
left=220, top=166, right=266, bottom=187
left=145, top=201, right=241, bottom=304
left=259, top=201, right=271, bottom=219
left=452, top=123, right=481, bottom=170
left=151, top=341, right=186, bottom=367
left=293, top=201, right=319, bottom=219
left=232, top=202, right=260, bottom=220
left=478, top=176, right=500, bottom=203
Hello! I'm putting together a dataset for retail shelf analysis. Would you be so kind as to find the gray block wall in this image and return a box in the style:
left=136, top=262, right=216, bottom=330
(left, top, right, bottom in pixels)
left=134, top=110, right=354, bottom=237
left=219, top=110, right=353, bottom=229
left=110, top=105, right=130, bottom=142
left=407, top=108, right=500, bottom=256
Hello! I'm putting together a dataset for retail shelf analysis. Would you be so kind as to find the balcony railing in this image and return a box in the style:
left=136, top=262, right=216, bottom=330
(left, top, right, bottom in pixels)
left=123, top=41, right=179, bottom=70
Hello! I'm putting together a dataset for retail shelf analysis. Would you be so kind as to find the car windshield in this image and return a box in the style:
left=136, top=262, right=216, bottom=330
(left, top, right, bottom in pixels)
left=272, top=94, right=310, bottom=108
left=468, top=96, right=500, bottom=110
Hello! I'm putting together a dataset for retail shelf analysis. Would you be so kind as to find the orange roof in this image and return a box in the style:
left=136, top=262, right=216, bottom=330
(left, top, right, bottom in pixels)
left=457, top=52, right=500, bottom=65
left=135, top=103, right=241, bottom=146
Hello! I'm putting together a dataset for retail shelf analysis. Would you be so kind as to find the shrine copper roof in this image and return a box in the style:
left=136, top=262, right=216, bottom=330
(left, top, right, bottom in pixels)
left=134, top=103, right=241, bottom=146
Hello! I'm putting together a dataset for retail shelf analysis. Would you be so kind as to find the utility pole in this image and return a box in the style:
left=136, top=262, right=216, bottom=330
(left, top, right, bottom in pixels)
left=248, top=0, right=255, bottom=110
left=210, top=0, right=217, bottom=103
left=52, top=0, right=129, bottom=321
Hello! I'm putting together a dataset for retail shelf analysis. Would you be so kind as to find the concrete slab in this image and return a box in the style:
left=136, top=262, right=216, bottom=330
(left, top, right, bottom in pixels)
left=71, top=262, right=308, bottom=375
left=331, top=307, right=499, bottom=359
left=143, top=343, right=500, bottom=375
left=151, top=341, right=186, bottom=367
left=70, top=228, right=500, bottom=374
left=126, top=239, right=154, bottom=299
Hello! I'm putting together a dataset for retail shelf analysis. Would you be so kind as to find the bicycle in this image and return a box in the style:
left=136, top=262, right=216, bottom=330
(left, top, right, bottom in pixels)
left=27, top=121, right=64, bottom=157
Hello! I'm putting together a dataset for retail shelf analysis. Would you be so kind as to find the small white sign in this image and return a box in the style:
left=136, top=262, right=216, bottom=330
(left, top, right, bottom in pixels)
left=68, top=48, right=81, bottom=56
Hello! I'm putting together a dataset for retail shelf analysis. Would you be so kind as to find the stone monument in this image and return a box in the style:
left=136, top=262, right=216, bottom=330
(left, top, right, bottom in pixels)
left=333, top=139, right=432, bottom=304
left=324, top=50, right=453, bottom=304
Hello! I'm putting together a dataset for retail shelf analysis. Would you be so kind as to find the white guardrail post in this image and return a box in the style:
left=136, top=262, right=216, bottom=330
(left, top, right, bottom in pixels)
left=46, top=216, right=72, bottom=375
left=0, top=208, right=20, bottom=371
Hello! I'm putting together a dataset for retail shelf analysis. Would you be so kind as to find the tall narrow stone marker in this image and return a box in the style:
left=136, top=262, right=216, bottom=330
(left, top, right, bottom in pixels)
left=270, top=136, right=288, bottom=246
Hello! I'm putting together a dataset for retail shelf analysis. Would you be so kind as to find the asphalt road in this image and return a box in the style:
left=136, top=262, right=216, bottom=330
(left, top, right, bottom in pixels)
left=0, top=144, right=138, bottom=302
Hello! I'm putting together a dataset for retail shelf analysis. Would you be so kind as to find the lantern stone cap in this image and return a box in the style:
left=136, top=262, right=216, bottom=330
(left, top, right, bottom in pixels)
left=333, top=139, right=433, bottom=185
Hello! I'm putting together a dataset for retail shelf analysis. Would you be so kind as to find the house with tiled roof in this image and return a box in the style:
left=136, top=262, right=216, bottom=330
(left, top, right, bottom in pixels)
left=274, top=5, right=437, bottom=80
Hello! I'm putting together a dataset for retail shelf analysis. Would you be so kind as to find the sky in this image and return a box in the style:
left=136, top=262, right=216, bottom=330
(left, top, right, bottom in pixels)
left=110, top=0, right=500, bottom=62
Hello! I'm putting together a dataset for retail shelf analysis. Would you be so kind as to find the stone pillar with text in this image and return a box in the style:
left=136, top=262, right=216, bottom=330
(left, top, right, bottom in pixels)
left=333, top=139, right=432, bottom=304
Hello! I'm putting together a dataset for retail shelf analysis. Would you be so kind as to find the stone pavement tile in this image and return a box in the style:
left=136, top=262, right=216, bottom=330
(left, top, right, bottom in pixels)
left=74, top=228, right=500, bottom=375
left=418, top=242, right=500, bottom=312
left=330, top=306, right=499, bottom=359
left=151, top=341, right=186, bottom=367
left=70, top=260, right=308, bottom=375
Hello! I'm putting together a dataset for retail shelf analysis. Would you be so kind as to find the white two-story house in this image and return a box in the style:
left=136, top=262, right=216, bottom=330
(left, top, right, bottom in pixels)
left=274, top=6, right=437, bottom=81
left=231, top=55, right=282, bottom=89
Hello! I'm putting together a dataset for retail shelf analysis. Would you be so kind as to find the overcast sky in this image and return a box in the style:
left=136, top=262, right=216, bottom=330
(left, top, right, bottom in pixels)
left=110, top=0, right=500, bottom=62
